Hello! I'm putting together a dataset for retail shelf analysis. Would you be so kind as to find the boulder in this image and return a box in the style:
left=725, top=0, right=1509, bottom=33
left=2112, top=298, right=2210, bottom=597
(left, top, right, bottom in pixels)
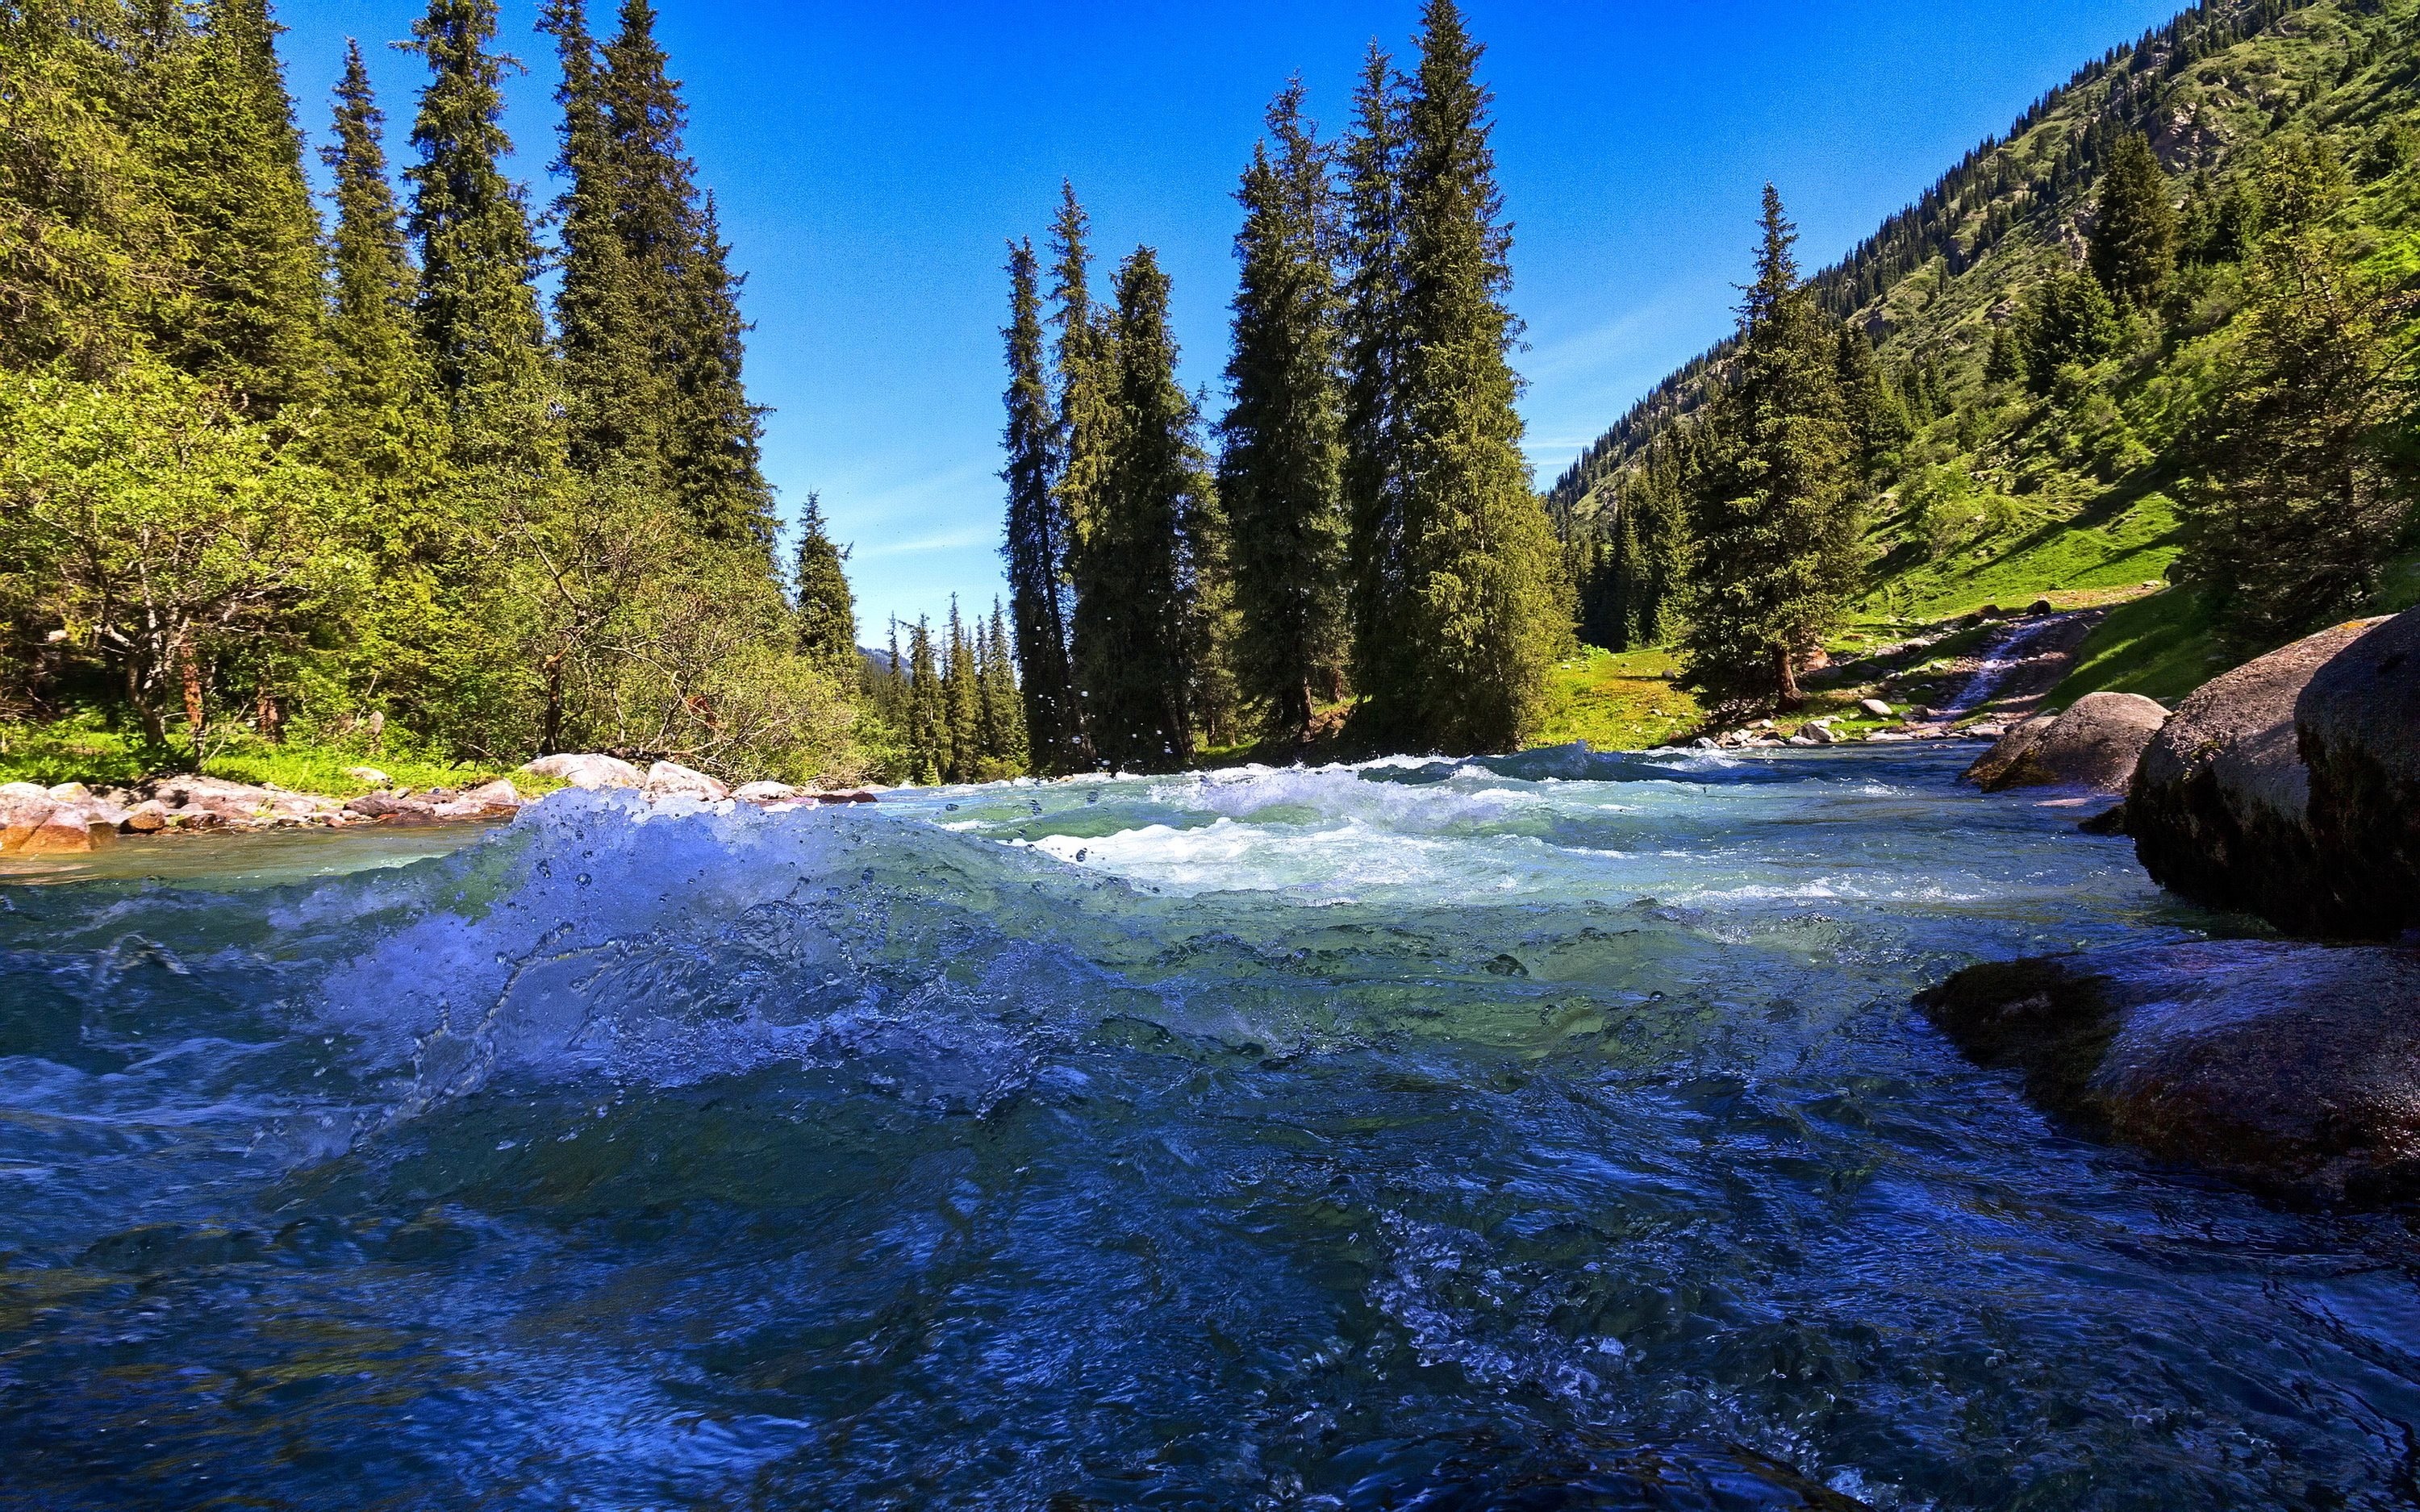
left=1920, top=941, right=2420, bottom=1205
left=1, top=793, right=60, bottom=853
left=344, top=793, right=432, bottom=820
left=9, top=802, right=109, bottom=856
left=1857, top=698, right=1895, bottom=718
left=344, top=765, right=392, bottom=786
left=734, top=781, right=800, bottom=803
left=816, top=789, right=879, bottom=804
left=2126, top=617, right=2385, bottom=936
left=119, top=799, right=172, bottom=834
left=2295, top=608, right=2420, bottom=939
left=1802, top=723, right=1838, bottom=746
left=644, top=760, right=729, bottom=802
left=45, top=781, right=90, bottom=802
left=519, top=752, right=644, bottom=790
left=1963, top=691, right=2168, bottom=793
left=2026, top=598, right=2054, bottom=616
left=460, top=778, right=520, bottom=810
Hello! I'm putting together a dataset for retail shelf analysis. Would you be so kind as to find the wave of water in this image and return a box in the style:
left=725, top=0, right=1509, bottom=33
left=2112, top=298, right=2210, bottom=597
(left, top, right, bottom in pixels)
left=6, top=748, right=2419, bottom=1509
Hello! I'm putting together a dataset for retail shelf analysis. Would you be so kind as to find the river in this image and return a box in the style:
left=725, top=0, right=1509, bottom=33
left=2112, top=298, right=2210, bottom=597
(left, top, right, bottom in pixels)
left=5, top=748, right=2417, bottom=1509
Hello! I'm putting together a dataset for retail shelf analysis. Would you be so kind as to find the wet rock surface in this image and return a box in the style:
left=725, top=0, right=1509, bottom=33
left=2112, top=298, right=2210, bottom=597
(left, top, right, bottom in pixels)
left=2126, top=614, right=2391, bottom=937
left=1921, top=940, right=2420, bottom=1206
left=2296, top=608, right=2420, bottom=939
left=1963, top=691, right=2168, bottom=794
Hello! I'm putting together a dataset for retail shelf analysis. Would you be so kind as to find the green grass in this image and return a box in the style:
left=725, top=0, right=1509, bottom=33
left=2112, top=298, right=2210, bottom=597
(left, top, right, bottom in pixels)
left=2051, top=586, right=2231, bottom=706
left=1533, top=648, right=1704, bottom=751
left=0, top=715, right=557, bottom=798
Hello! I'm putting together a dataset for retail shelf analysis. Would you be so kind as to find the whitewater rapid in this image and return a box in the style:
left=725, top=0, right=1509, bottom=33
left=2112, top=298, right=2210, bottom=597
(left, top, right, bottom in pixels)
left=6, top=748, right=2418, bottom=1509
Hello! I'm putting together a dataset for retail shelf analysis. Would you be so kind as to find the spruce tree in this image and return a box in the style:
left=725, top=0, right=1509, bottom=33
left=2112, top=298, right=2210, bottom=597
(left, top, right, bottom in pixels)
left=1072, top=248, right=1218, bottom=773
left=404, top=0, right=557, bottom=474
left=2088, top=131, right=2176, bottom=310
left=942, top=597, right=982, bottom=782
left=791, top=490, right=857, bottom=677
left=1050, top=182, right=1118, bottom=569
left=144, top=0, right=328, bottom=416
left=906, top=614, right=944, bottom=783
left=980, top=601, right=1028, bottom=773
left=1679, top=185, right=1861, bottom=709
left=999, top=235, right=1083, bottom=771
left=321, top=41, right=442, bottom=471
left=1220, top=79, right=1350, bottom=743
left=1387, top=0, right=1567, bottom=752
left=1339, top=42, right=1413, bottom=719
left=544, top=0, right=661, bottom=489
left=599, top=0, right=774, bottom=550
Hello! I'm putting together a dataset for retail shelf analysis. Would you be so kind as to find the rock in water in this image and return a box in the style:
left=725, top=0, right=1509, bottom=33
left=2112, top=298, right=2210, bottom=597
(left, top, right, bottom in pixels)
left=519, top=753, right=645, bottom=790
left=2297, top=609, right=2420, bottom=939
left=1963, top=692, right=2168, bottom=793
left=644, top=760, right=730, bottom=802
left=733, top=781, right=801, bottom=803
left=2126, top=617, right=2385, bottom=935
left=1920, top=942, right=2420, bottom=1206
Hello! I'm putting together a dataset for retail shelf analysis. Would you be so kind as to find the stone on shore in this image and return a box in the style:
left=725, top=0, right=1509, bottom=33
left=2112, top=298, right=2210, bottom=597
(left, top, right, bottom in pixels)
left=1921, top=941, right=2420, bottom=1205
left=460, top=779, right=520, bottom=810
left=519, top=752, right=645, bottom=790
left=119, top=799, right=172, bottom=833
left=734, top=781, right=800, bottom=803
left=344, top=765, right=392, bottom=786
left=2295, top=608, right=2420, bottom=940
left=644, top=760, right=729, bottom=802
left=1858, top=698, right=1895, bottom=718
left=1963, top=691, right=2168, bottom=793
left=2126, top=616, right=2385, bottom=936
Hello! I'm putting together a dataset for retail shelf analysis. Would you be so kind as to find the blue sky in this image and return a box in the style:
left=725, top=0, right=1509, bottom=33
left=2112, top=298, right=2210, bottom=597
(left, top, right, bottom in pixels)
left=273, top=0, right=2180, bottom=641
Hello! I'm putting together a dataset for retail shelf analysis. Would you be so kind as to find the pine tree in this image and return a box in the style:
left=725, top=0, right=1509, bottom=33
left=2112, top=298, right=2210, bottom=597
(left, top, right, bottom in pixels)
left=999, top=235, right=1083, bottom=771
left=979, top=600, right=1028, bottom=774
left=321, top=40, right=442, bottom=471
left=2088, top=130, right=2176, bottom=309
left=144, top=0, right=328, bottom=416
left=1073, top=248, right=1218, bottom=773
left=1219, top=78, right=1350, bottom=743
left=544, top=0, right=661, bottom=488
left=1384, top=0, right=1567, bottom=751
left=1050, top=183, right=1117, bottom=577
left=941, top=597, right=983, bottom=782
left=1679, top=185, right=1862, bottom=709
left=791, top=490, right=856, bottom=676
left=905, top=614, right=944, bottom=783
left=404, top=0, right=557, bottom=474
left=599, top=0, right=774, bottom=550
left=2180, top=154, right=2415, bottom=647
left=1339, top=42, right=1413, bottom=719
left=2021, top=269, right=2122, bottom=391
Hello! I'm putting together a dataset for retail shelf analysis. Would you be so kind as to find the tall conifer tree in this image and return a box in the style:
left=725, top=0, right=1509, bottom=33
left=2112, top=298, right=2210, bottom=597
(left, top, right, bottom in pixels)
left=1220, top=79, right=1350, bottom=742
left=999, top=235, right=1083, bottom=771
left=1386, top=0, right=1566, bottom=751
left=322, top=41, right=440, bottom=467
left=942, top=596, right=983, bottom=781
left=1679, top=186, right=1861, bottom=708
left=404, top=0, right=556, bottom=474
left=2089, top=131, right=2177, bottom=309
left=598, top=0, right=774, bottom=550
left=791, top=491, right=857, bottom=676
left=979, top=601, right=1028, bottom=773
left=1073, top=248, right=1218, bottom=773
left=1339, top=42, right=1413, bottom=716
left=906, top=614, right=945, bottom=783
left=1050, top=183, right=1117, bottom=568
left=145, top=0, right=327, bottom=416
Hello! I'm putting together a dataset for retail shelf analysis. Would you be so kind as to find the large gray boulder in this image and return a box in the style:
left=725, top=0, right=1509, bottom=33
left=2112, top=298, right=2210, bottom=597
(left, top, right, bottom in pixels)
left=1963, top=691, right=2168, bottom=793
left=1921, top=941, right=2420, bottom=1206
left=2297, top=608, right=2420, bottom=939
left=520, top=752, right=644, bottom=790
left=2126, top=616, right=2385, bottom=936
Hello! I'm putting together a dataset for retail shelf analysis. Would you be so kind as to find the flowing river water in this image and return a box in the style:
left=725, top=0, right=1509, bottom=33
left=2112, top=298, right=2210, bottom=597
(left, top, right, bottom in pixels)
left=5, top=747, right=2418, bottom=1510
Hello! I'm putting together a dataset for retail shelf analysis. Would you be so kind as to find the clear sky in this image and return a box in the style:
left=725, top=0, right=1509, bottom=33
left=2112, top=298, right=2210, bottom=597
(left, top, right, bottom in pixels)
left=271, top=0, right=2181, bottom=643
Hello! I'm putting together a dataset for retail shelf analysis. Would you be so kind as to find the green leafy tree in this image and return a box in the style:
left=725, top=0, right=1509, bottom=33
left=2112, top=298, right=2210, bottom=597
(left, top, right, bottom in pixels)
left=1680, top=185, right=1862, bottom=709
left=2087, top=130, right=2176, bottom=309
left=999, top=235, right=1082, bottom=771
left=1073, top=248, right=1220, bottom=773
left=790, top=489, right=856, bottom=677
left=1219, top=78, right=1350, bottom=743
left=1384, top=0, right=1567, bottom=751
left=404, top=0, right=557, bottom=475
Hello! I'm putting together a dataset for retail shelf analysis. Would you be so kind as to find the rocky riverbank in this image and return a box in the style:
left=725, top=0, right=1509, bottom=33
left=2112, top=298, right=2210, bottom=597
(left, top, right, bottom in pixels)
left=0, top=755, right=882, bottom=857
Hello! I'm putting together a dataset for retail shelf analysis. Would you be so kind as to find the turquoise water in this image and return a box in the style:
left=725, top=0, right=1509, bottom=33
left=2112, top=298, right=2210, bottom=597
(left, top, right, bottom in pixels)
left=4, top=748, right=2417, bottom=1509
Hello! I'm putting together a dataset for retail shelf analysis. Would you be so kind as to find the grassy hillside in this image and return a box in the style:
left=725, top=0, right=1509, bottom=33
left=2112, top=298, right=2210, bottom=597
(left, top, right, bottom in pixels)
left=1550, top=0, right=2420, bottom=723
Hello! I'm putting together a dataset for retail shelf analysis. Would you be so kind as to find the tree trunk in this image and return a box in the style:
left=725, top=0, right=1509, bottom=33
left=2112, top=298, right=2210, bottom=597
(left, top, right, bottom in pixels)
left=177, top=631, right=206, bottom=759
left=540, top=651, right=567, bottom=756
left=1775, top=645, right=1804, bottom=710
